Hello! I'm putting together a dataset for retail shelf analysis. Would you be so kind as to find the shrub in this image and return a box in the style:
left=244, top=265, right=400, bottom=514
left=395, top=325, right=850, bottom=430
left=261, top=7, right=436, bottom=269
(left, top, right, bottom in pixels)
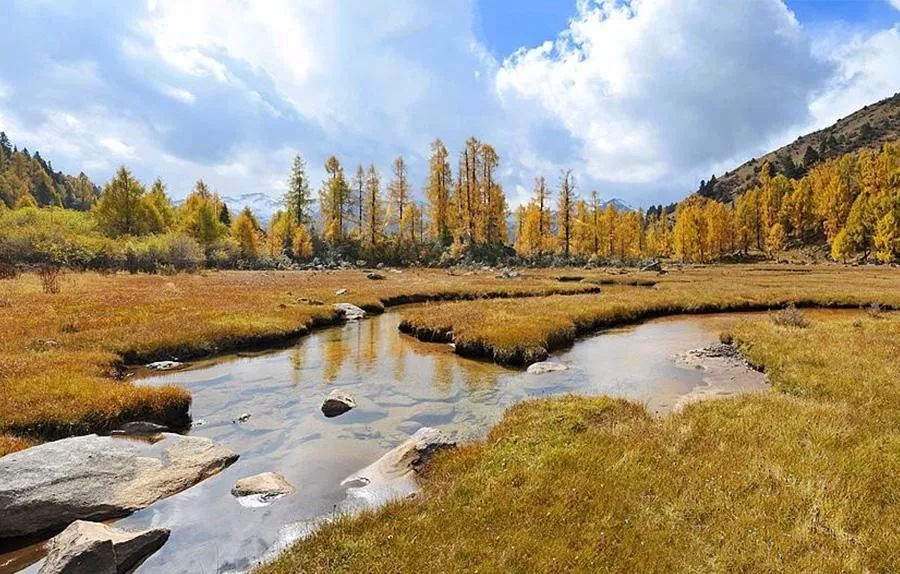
left=770, top=304, right=809, bottom=328
left=38, top=264, right=62, bottom=294
left=0, top=262, right=19, bottom=280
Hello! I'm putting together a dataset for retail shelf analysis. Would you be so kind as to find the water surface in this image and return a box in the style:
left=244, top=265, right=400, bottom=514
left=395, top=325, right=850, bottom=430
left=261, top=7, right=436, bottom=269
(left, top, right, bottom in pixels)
left=6, top=309, right=791, bottom=573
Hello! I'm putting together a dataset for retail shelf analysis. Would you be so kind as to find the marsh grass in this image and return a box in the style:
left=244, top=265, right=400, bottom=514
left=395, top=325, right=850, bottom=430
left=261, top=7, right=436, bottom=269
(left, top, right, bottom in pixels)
left=260, top=314, right=900, bottom=573
left=0, top=268, right=597, bottom=454
left=770, top=303, right=810, bottom=328
left=400, top=265, right=900, bottom=365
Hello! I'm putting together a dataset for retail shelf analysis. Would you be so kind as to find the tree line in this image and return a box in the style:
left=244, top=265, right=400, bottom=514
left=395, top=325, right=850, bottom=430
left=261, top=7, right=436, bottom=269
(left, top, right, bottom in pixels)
left=1, top=130, right=898, bottom=269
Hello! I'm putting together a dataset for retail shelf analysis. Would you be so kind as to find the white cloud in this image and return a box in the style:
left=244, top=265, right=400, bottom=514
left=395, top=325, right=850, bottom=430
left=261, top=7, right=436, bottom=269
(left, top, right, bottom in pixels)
left=889, top=0, right=900, bottom=11
left=495, top=0, right=830, bottom=187
left=160, top=85, right=195, bottom=104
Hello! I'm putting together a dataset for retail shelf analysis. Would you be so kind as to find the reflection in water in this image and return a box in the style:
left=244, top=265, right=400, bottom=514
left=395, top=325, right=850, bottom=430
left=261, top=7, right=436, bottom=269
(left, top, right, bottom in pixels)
left=7, top=309, right=807, bottom=574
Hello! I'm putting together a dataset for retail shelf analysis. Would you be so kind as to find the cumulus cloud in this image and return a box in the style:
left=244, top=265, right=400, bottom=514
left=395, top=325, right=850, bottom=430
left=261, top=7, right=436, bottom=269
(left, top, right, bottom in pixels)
left=496, top=0, right=831, bottom=186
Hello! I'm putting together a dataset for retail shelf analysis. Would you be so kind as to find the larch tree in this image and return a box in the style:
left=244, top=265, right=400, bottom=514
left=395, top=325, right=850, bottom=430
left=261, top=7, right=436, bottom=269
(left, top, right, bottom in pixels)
left=363, top=164, right=384, bottom=254
left=231, top=206, right=262, bottom=259
left=388, top=156, right=410, bottom=244
left=352, top=164, right=365, bottom=236
left=93, top=166, right=155, bottom=236
left=320, top=155, right=349, bottom=243
left=557, top=169, right=576, bottom=258
left=426, top=139, right=453, bottom=245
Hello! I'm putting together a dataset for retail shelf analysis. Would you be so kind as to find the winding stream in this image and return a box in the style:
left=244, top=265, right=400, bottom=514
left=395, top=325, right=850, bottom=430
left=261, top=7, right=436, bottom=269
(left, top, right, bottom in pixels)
left=5, top=308, right=786, bottom=573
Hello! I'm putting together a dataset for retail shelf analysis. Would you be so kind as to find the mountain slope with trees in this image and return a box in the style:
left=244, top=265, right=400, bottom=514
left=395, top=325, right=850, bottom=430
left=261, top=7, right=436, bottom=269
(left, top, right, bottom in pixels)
left=696, top=92, right=900, bottom=203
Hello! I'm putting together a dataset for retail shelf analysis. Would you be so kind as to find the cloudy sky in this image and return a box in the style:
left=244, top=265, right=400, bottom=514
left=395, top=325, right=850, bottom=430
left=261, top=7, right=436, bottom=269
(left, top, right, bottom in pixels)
left=0, top=0, right=898, bottom=208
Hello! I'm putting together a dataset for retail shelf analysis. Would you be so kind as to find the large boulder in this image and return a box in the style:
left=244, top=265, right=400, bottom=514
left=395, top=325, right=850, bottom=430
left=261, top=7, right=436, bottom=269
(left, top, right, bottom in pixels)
left=39, top=520, right=169, bottom=574
left=341, top=427, right=453, bottom=507
left=333, top=303, right=366, bottom=321
left=0, top=433, right=238, bottom=538
left=526, top=361, right=569, bottom=374
left=321, top=389, right=356, bottom=418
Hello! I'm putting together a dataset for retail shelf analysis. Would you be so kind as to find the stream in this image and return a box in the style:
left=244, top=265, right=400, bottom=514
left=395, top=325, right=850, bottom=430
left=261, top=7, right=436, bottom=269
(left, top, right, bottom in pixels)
left=4, top=308, right=785, bottom=573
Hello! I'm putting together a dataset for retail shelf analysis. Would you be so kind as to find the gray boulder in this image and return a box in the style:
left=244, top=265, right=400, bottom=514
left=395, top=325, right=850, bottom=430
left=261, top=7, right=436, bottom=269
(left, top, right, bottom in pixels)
left=341, top=427, right=453, bottom=507
left=112, top=421, right=168, bottom=436
left=40, top=520, right=169, bottom=574
left=0, top=433, right=238, bottom=538
left=333, top=303, right=366, bottom=321
left=145, top=361, right=182, bottom=371
left=321, top=390, right=356, bottom=418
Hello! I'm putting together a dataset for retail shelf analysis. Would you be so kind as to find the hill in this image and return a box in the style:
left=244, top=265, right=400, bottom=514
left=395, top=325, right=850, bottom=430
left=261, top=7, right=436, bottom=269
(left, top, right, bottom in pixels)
left=697, top=92, right=900, bottom=203
left=0, top=132, right=100, bottom=210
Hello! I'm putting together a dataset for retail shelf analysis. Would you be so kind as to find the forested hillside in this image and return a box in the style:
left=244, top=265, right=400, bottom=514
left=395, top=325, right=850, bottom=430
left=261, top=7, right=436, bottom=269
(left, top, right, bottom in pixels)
left=696, top=93, right=900, bottom=203
left=0, top=132, right=100, bottom=209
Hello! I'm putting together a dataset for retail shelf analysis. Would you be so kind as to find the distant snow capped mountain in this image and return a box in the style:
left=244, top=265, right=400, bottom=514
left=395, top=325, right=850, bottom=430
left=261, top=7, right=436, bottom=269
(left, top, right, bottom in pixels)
left=598, top=198, right=633, bottom=212
left=220, top=193, right=284, bottom=225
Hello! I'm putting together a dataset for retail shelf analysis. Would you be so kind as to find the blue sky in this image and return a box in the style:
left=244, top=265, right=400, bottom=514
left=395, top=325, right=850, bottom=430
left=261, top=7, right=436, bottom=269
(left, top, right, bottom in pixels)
left=0, top=0, right=898, bottom=209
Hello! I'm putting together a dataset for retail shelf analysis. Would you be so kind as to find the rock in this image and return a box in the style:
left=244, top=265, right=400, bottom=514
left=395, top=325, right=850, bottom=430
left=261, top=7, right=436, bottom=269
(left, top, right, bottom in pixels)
left=321, top=389, right=357, bottom=418
left=526, top=361, right=569, bottom=374
left=145, top=360, right=182, bottom=371
left=112, top=421, right=168, bottom=435
left=341, top=427, right=453, bottom=507
left=333, top=303, right=366, bottom=321
left=335, top=288, right=348, bottom=296
left=297, top=297, right=324, bottom=306
left=366, top=272, right=385, bottom=280
left=40, top=520, right=169, bottom=574
left=235, top=412, right=252, bottom=423
left=640, top=260, right=662, bottom=272
left=0, top=433, right=238, bottom=538
left=190, top=419, right=207, bottom=428
left=376, top=262, right=384, bottom=269
left=231, top=472, right=295, bottom=505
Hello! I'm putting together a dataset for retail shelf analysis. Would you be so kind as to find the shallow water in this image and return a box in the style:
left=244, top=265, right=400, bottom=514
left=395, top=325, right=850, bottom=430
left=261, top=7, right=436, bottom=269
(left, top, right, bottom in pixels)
left=5, top=309, right=790, bottom=573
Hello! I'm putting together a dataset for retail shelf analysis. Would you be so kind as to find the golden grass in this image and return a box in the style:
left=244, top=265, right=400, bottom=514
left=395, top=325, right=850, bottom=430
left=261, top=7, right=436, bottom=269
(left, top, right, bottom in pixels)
left=0, top=268, right=597, bottom=455
left=260, top=313, right=900, bottom=573
left=400, top=265, right=900, bottom=365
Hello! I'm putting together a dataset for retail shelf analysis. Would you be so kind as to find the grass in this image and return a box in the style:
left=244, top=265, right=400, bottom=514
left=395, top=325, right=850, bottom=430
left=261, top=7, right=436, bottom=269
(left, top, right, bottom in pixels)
left=400, top=265, right=900, bottom=365
left=259, top=312, right=900, bottom=573
left=0, top=268, right=597, bottom=455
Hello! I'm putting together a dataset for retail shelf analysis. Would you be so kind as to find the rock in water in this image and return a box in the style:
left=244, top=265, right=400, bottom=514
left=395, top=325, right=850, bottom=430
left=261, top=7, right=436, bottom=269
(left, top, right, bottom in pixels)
left=231, top=472, right=295, bottom=506
left=333, top=303, right=366, bottom=321
left=40, top=520, right=169, bottom=574
left=526, top=361, right=569, bottom=374
left=321, top=390, right=356, bottom=418
left=341, top=427, right=453, bottom=507
left=0, top=433, right=238, bottom=538
left=145, top=360, right=182, bottom=371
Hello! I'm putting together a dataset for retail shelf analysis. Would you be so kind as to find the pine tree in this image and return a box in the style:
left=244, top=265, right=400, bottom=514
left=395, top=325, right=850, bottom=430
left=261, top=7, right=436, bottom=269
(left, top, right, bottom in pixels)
left=286, top=154, right=313, bottom=227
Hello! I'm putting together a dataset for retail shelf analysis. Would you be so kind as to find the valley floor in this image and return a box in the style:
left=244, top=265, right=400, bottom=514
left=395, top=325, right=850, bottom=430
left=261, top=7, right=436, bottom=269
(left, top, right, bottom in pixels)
left=1, top=264, right=898, bottom=571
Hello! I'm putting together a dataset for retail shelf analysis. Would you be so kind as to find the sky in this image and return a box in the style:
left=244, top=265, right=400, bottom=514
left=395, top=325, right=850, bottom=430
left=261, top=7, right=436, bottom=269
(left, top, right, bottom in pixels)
left=0, top=0, right=898, bottom=210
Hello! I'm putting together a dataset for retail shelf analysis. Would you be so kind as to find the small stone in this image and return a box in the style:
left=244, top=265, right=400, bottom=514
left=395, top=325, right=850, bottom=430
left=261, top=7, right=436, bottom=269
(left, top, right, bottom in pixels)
left=114, top=421, right=168, bottom=435
left=335, top=288, right=348, bottom=296
left=366, top=272, right=385, bottom=280
left=231, top=472, right=295, bottom=503
left=321, top=389, right=356, bottom=418
left=526, top=361, right=569, bottom=374
left=145, top=360, right=182, bottom=371
left=235, top=413, right=251, bottom=423
left=333, top=303, right=366, bottom=321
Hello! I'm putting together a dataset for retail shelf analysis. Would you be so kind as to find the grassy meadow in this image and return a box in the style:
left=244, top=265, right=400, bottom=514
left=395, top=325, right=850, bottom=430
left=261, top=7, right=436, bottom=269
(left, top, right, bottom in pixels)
left=0, top=267, right=597, bottom=454
left=261, top=310, right=900, bottom=573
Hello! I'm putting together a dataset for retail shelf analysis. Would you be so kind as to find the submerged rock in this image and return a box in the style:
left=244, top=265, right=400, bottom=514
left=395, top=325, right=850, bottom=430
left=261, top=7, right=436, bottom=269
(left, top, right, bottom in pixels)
left=145, top=360, right=182, bottom=371
left=333, top=303, right=366, bottom=321
left=341, top=427, right=453, bottom=507
left=0, top=433, right=238, bottom=538
left=321, top=390, right=356, bottom=418
left=526, top=361, right=569, bottom=374
left=231, top=472, right=295, bottom=506
left=39, top=520, right=169, bottom=574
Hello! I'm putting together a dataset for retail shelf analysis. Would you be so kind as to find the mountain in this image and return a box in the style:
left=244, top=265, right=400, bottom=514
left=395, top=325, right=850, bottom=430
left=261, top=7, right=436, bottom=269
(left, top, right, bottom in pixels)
left=219, top=192, right=284, bottom=225
left=696, top=92, right=900, bottom=203
left=599, top=198, right=633, bottom=212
